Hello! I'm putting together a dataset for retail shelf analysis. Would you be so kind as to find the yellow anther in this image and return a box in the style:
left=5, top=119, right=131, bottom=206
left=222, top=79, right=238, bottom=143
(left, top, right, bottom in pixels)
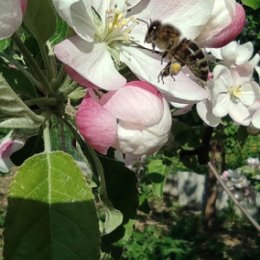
left=230, top=87, right=241, bottom=98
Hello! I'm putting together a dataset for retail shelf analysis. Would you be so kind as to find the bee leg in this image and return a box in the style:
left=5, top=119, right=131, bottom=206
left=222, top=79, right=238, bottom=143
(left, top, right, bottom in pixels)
left=152, top=42, right=156, bottom=52
left=157, top=71, right=164, bottom=84
left=171, top=75, right=176, bottom=81
left=161, top=51, right=168, bottom=64
left=158, top=62, right=171, bottom=83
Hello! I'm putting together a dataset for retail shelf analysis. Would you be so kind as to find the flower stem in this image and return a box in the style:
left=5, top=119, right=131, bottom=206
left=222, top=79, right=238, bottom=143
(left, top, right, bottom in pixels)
left=43, top=119, right=52, bottom=153
left=25, top=97, right=57, bottom=107
left=12, top=33, right=54, bottom=95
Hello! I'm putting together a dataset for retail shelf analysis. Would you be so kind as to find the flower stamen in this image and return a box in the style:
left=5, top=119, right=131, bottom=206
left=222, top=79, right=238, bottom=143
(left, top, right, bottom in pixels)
left=230, top=86, right=242, bottom=99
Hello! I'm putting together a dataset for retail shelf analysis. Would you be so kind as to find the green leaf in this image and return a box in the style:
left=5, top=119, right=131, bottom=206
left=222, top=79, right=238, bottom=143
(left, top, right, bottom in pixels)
left=49, top=16, right=69, bottom=46
left=242, top=0, right=260, bottom=10
left=0, top=61, right=38, bottom=99
left=4, top=151, right=100, bottom=260
left=23, top=0, right=56, bottom=43
left=100, top=156, right=139, bottom=222
left=99, top=156, right=138, bottom=254
left=0, top=39, right=10, bottom=52
left=147, top=159, right=172, bottom=198
left=0, top=74, right=44, bottom=128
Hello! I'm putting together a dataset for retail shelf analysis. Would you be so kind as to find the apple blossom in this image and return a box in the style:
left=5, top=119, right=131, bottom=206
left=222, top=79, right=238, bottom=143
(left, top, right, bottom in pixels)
left=209, top=41, right=260, bottom=68
left=53, top=0, right=244, bottom=104
left=76, top=81, right=172, bottom=156
left=0, top=132, right=24, bottom=173
left=0, top=0, right=26, bottom=40
left=197, top=63, right=260, bottom=126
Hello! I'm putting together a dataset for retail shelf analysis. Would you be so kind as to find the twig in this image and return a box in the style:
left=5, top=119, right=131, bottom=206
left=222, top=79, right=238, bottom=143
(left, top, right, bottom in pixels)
left=208, top=162, right=260, bottom=232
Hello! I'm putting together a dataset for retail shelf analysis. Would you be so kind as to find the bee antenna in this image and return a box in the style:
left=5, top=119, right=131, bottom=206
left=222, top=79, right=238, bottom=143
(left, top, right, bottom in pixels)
left=136, top=18, right=149, bottom=28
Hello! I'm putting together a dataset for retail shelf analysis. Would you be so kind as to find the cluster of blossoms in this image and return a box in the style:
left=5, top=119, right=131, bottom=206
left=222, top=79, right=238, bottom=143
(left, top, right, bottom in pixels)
left=51, top=0, right=250, bottom=157
left=197, top=41, right=260, bottom=130
left=221, top=168, right=255, bottom=204
left=0, top=0, right=259, bottom=171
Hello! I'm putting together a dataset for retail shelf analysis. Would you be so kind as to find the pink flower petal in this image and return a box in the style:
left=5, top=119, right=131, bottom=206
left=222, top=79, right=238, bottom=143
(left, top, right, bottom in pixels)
left=101, top=82, right=164, bottom=126
left=202, top=4, right=246, bottom=48
left=20, top=0, right=27, bottom=13
left=76, top=96, right=117, bottom=154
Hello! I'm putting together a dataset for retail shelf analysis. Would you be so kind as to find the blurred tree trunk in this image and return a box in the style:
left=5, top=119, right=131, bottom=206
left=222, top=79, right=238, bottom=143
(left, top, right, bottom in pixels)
left=203, top=141, right=224, bottom=230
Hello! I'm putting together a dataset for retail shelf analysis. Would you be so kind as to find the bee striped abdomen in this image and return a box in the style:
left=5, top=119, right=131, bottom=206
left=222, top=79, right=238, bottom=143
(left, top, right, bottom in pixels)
left=186, top=40, right=208, bottom=81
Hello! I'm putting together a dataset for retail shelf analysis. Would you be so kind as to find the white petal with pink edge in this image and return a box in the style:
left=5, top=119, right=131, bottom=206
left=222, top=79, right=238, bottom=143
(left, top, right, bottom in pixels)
left=54, top=37, right=126, bottom=90
left=120, top=46, right=209, bottom=103
left=130, top=0, right=214, bottom=40
left=199, top=4, right=245, bottom=48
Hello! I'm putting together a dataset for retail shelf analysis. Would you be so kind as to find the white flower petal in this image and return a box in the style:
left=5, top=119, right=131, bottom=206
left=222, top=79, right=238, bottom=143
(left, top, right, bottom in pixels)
left=213, top=93, right=230, bottom=117
left=196, top=100, right=221, bottom=127
left=236, top=42, right=254, bottom=65
left=115, top=98, right=171, bottom=156
left=54, top=36, right=126, bottom=90
left=231, top=63, right=254, bottom=85
left=220, top=41, right=237, bottom=63
left=255, top=66, right=260, bottom=81
left=228, top=101, right=251, bottom=125
left=90, top=0, right=110, bottom=22
left=172, top=104, right=193, bottom=116
left=0, top=0, right=22, bottom=40
left=248, top=54, right=260, bottom=69
left=209, top=48, right=223, bottom=60
left=240, top=82, right=259, bottom=106
left=213, top=64, right=228, bottom=79
left=120, top=46, right=209, bottom=103
left=52, top=0, right=95, bottom=42
left=252, top=109, right=260, bottom=129
left=146, top=98, right=172, bottom=137
left=131, top=0, right=214, bottom=39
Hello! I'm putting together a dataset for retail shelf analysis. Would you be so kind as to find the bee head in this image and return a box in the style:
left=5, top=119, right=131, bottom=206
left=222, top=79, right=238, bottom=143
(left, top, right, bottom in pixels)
left=144, top=20, right=161, bottom=43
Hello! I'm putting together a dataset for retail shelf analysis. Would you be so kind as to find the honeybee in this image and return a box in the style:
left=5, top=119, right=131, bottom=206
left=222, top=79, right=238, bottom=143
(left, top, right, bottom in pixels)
left=144, top=20, right=208, bottom=82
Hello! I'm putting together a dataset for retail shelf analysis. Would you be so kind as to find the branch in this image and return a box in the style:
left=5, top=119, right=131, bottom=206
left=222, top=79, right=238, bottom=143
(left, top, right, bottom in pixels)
left=208, top=162, right=260, bottom=232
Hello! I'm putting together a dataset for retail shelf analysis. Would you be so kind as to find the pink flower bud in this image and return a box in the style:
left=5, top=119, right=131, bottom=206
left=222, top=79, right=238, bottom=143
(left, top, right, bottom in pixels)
left=204, top=4, right=246, bottom=48
left=76, top=81, right=172, bottom=156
